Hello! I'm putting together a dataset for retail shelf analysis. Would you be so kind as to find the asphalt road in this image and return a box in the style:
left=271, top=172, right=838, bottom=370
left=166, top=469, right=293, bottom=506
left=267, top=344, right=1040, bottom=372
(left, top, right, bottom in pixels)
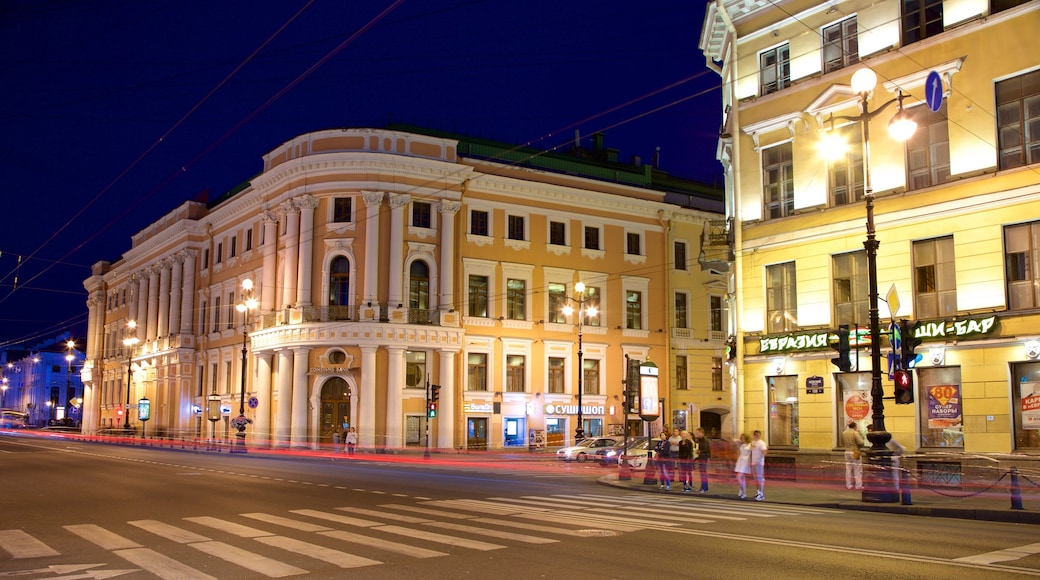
left=2, top=432, right=1039, bottom=579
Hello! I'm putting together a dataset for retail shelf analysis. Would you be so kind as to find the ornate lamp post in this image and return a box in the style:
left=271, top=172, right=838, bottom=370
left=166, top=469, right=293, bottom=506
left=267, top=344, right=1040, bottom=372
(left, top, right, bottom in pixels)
left=825, top=67, right=917, bottom=502
left=562, top=281, right=598, bottom=442
left=231, top=278, right=258, bottom=453
left=122, top=320, right=139, bottom=431
left=65, top=339, right=75, bottom=423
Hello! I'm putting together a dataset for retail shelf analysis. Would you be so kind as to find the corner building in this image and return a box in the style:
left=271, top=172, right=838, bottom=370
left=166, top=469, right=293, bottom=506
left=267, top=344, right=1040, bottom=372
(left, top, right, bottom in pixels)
left=701, top=0, right=1040, bottom=462
left=81, top=128, right=724, bottom=450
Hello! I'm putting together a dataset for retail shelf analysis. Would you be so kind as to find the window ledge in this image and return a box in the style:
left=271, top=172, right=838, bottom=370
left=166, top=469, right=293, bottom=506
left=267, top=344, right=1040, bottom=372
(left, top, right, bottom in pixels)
left=505, top=239, right=530, bottom=251
left=466, top=233, right=493, bottom=247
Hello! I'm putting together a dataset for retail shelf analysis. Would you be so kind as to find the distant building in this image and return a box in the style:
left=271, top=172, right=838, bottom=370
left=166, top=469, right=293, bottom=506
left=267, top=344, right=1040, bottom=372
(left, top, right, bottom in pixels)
left=1, top=333, right=84, bottom=427
left=81, top=127, right=728, bottom=449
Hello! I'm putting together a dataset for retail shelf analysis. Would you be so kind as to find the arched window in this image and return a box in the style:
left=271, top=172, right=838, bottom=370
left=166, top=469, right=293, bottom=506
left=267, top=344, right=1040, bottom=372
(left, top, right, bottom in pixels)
left=409, top=260, right=430, bottom=311
left=329, top=257, right=350, bottom=306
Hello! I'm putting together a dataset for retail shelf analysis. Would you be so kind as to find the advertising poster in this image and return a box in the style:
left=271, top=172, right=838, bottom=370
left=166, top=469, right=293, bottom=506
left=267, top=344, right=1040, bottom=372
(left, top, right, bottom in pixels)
left=927, top=384, right=962, bottom=430
left=1021, top=382, right=1040, bottom=430
left=843, top=391, right=871, bottom=426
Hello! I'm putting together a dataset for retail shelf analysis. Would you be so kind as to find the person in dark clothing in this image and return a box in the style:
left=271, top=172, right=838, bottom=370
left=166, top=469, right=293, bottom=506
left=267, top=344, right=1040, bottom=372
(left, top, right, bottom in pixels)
left=654, top=431, right=671, bottom=490
left=677, top=430, right=695, bottom=492
left=693, top=427, right=712, bottom=493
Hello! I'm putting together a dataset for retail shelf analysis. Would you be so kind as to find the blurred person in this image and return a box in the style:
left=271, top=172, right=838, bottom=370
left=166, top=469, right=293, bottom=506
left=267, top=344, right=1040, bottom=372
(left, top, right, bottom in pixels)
left=677, top=430, right=695, bottom=492
left=842, top=421, right=865, bottom=490
left=693, top=427, right=712, bottom=493
left=750, top=430, right=768, bottom=501
left=733, top=433, right=751, bottom=499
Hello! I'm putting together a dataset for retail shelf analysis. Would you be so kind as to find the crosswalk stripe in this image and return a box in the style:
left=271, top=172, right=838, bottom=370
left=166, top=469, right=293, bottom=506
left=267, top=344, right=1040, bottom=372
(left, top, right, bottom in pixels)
left=65, top=524, right=142, bottom=550
left=290, top=509, right=382, bottom=527
left=423, top=521, right=559, bottom=544
left=518, top=495, right=609, bottom=508
left=255, top=535, right=382, bottom=569
left=470, top=517, right=594, bottom=536
left=0, top=529, right=60, bottom=558
left=596, top=504, right=748, bottom=521
left=373, top=524, right=506, bottom=551
left=190, top=540, right=307, bottom=577
left=335, top=507, right=431, bottom=524
left=129, top=520, right=212, bottom=543
left=422, top=499, right=547, bottom=515
left=510, top=511, right=644, bottom=532
left=524, top=508, right=682, bottom=529
left=242, top=513, right=333, bottom=532
left=378, top=504, right=478, bottom=520
left=319, top=529, right=448, bottom=558
left=185, top=516, right=272, bottom=538
left=582, top=506, right=717, bottom=524
left=115, top=547, right=217, bottom=580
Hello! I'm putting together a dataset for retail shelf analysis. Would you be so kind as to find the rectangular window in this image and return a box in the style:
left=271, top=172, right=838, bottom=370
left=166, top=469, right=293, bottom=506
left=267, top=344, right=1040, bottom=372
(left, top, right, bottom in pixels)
left=506, top=355, right=526, bottom=393
left=584, top=286, right=601, bottom=327
left=549, top=221, right=566, bottom=246
left=202, top=248, right=209, bottom=269
left=830, top=124, right=864, bottom=206
left=468, top=275, right=489, bottom=317
left=913, top=236, right=957, bottom=319
left=225, top=361, right=233, bottom=394
left=996, top=69, right=1040, bottom=170
left=712, top=357, right=723, bottom=391
left=675, top=356, right=688, bottom=390
left=626, top=232, right=640, bottom=255
left=334, top=198, right=352, bottom=223
left=412, top=201, right=432, bottom=228
left=548, top=282, right=566, bottom=323
left=1005, top=220, right=1040, bottom=310
left=759, top=44, right=790, bottom=95
left=467, top=353, right=487, bottom=391
left=674, top=241, right=688, bottom=270
left=766, top=262, right=797, bottom=333
left=906, top=103, right=951, bottom=190
left=710, top=295, right=725, bottom=334
left=582, top=359, right=599, bottom=395
left=227, top=292, right=235, bottom=329
left=902, top=0, right=943, bottom=45
left=822, top=17, right=858, bottom=74
left=471, top=210, right=489, bottom=236
left=507, top=215, right=525, bottom=240
left=215, top=243, right=223, bottom=264
left=506, top=278, right=526, bottom=320
left=229, top=235, right=237, bottom=258
left=768, top=375, right=799, bottom=447
left=674, top=292, right=688, bottom=329
left=764, top=143, right=794, bottom=219
left=212, top=297, right=221, bottom=332
left=584, top=226, right=600, bottom=250
left=200, top=300, right=207, bottom=333
left=833, top=251, right=868, bottom=326
left=245, top=228, right=253, bottom=252
left=548, top=357, right=565, bottom=394
left=625, top=290, right=642, bottom=330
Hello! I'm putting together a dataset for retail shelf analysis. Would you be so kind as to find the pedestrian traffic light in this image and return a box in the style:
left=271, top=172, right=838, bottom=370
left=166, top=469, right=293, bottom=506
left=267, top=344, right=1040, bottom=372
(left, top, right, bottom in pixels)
left=900, top=319, right=923, bottom=369
left=430, top=384, right=441, bottom=403
left=725, top=336, right=736, bottom=362
left=893, top=369, right=914, bottom=404
left=831, top=325, right=852, bottom=372
left=428, top=401, right=438, bottom=418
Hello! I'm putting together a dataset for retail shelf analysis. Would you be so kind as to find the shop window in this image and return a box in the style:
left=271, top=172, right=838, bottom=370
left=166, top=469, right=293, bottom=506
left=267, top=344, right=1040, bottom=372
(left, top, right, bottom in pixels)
left=917, top=366, right=963, bottom=448
left=767, top=375, right=799, bottom=446
left=836, top=372, right=872, bottom=444
left=1012, top=361, right=1040, bottom=450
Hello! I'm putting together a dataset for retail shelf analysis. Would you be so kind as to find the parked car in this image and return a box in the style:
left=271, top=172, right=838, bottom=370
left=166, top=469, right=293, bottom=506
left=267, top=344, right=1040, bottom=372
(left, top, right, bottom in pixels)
left=593, top=436, right=649, bottom=466
left=555, top=436, right=620, bottom=463
left=617, top=437, right=657, bottom=470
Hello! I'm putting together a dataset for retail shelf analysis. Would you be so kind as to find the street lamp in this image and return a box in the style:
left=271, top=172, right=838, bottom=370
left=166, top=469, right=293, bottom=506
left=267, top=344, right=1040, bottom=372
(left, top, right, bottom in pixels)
left=122, top=320, right=139, bottom=431
left=65, top=340, right=75, bottom=424
left=231, top=278, right=258, bottom=453
left=826, top=67, right=917, bottom=502
left=562, top=281, right=598, bottom=442
left=1, top=378, right=7, bottom=408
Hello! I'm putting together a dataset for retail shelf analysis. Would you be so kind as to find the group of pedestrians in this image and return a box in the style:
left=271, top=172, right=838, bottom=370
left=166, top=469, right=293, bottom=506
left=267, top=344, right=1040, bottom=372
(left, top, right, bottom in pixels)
left=651, top=428, right=712, bottom=493
left=733, top=430, right=768, bottom=501
left=331, top=425, right=358, bottom=455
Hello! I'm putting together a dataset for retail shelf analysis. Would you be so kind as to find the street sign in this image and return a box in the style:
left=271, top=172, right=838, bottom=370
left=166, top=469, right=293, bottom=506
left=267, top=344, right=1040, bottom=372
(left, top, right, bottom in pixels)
left=886, top=284, right=900, bottom=319
left=926, top=70, right=943, bottom=113
left=248, top=396, right=259, bottom=409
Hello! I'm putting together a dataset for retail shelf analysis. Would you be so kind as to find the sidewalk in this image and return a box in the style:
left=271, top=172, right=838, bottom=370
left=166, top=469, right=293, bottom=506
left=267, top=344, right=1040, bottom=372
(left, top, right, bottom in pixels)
left=598, top=465, right=1040, bottom=525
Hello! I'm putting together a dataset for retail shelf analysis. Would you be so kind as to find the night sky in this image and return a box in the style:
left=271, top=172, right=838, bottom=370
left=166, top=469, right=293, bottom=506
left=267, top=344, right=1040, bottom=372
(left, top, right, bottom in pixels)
left=0, top=0, right=722, bottom=350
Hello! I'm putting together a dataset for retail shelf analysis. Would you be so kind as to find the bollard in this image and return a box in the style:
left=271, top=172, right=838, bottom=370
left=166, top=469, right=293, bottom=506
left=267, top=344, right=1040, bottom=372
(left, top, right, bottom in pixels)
left=618, top=453, right=632, bottom=481
left=643, top=450, right=658, bottom=485
left=1011, top=467, right=1024, bottom=510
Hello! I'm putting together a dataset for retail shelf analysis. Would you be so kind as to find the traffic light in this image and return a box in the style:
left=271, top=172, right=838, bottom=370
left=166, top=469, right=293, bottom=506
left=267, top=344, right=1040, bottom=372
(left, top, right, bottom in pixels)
left=831, top=325, right=852, bottom=372
left=725, top=336, right=736, bottom=362
left=430, top=384, right=441, bottom=403
left=900, top=320, right=923, bottom=369
left=893, top=369, right=914, bottom=404
left=428, top=401, right=438, bottom=418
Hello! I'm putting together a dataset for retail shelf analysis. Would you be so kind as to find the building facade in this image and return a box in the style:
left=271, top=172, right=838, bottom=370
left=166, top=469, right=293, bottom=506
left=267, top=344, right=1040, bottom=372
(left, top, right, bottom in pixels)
left=701, top=0, right=1040, bottom=456
left=1, top=333, right=84, bottom=427
left=81, top=128, right=727, bottom=450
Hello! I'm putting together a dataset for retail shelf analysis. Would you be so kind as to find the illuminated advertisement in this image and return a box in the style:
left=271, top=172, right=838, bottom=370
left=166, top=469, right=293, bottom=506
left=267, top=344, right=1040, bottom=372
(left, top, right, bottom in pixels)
left=1020, top=382, right=1040, bottom=430
left=639, top=362, right=659, bottom=421
left=927, top=384, right=962, bottom=430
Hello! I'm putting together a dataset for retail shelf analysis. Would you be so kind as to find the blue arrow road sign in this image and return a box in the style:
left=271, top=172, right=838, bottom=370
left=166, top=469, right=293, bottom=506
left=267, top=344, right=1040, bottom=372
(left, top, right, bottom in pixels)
left=926, top=70, right=943, bottom=113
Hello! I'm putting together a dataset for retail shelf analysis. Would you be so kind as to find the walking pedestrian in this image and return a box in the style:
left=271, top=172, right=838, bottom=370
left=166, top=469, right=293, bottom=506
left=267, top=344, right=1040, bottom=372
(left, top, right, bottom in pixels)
left=332, top=425, right=343, bottom=456
left=654, top=431, right=671, bottom=490
left=733, top=433, right=751, bottom=499
left=868, top=424, right=906, bottom=486
left=667, top=429, right=682, bottom=487
left=677, top=430, right=695, bottom=492
left=344, top=426, right=358, bottom=455
left=693, top=427, right=712, bottom=493
left=842, top=421, right=865, bottom=489
left=750, top=430, right=768, bottom=501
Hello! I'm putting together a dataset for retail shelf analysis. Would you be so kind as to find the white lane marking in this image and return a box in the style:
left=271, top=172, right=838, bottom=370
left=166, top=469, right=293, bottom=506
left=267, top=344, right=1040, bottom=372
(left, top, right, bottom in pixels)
left=586, top=505, right=747, bottom=522
left=115, top=547, right=217, bottom=580
left=190, top=540, right=307, bottom=577
left=184, top=516, right=272, bottom=538
left=241, top=513, right=332, bottom=533
left=290, top=509, right=381, bottom=528
left=0, top=529, right=60, bottom=558
left=254, top=535, right=381, bottom=569
left=335, top=507, right=431, bottom=524
left=129, top=520, right=211, bottom=543
left=469, top=517, right=596, bottom=536
left=955, top=542, right=1040, bottom=564
left=373, top=524, right=506, bottom=551
left=320, top=529, right=448, bottom=558
left=377, top=504, right=477, bottom=520
left=423, top=521, right=559, bottom=544
left=510, top=511, right=644, bottom=532
left=64, top=524, right=141, bottom=550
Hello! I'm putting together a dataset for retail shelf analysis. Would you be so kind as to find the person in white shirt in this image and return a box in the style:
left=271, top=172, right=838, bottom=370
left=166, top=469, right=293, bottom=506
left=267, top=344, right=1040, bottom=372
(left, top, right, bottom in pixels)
left=750, top=430, right=768, bottom=501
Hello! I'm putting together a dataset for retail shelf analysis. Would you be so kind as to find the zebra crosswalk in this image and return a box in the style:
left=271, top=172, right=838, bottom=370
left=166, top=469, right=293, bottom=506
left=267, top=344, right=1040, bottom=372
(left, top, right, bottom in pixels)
left=0, top=493, right=840, bottom=578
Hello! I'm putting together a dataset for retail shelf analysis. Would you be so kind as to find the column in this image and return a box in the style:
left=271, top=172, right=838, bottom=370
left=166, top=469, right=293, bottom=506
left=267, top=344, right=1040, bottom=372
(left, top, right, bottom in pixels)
left=179, top=250, right=196, bottom=334
left=361, top=192, right=384, bottom=304
left=169, top=253, right=183, bottom=337
left=438, top=201, right=460, bottom=311
left=82, top=293, right=104, bottom=434
left=296, top=195, right=317, bottom=307
left=359, top=346, right=378, bottom=448
left=386, top=346, right=405, bottom=449
left=387, top=194, right=409, bottom=307
left=253, top=352, right=273, bottom=448
left=128, top=273, right=140, bottom=327
left=438, top=349, right=456, bottom=449
left=290, top=348, right=310, bottom=447
left=156, top=260, right=171, bottom=338
left=135, top=272, right=148, bottom=328
left=281, top=201, right=300, bottom=309
left=274, top=349, right=292, bottom=446
left=261, top=211, right=279, bottom=312
left=146, top=267, right=159, bottom=341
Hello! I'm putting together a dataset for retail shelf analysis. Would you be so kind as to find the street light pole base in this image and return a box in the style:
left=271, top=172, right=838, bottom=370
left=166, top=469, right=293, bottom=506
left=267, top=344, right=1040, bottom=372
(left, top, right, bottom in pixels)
left=862, top=430, right=898, bottom=503
left=230, top=432, right=248, bottom=454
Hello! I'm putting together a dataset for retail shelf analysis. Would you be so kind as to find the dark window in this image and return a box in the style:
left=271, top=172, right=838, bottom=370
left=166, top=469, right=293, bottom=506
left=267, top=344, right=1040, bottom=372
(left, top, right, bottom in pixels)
left=471, top=210, right=489, bottom=236
left=903, top=0, right=943, bottom=45
left=1005, top=220, right=1040, bottom=310
left=412, top=202, right=432, bottom=228
left=215, top=243, right=223, bottom=264
left=996, top=69, right=1040, bottom=170
left=712, top=357, right=723, bottom=391
left=992, top=0, right=1030, bottom=13
left=764, top=143, right=794, bottom=219
left=676, top=356, right=688, bottom=390
left=906, top=103, right=951, bottom=190
left=333, top=198, right=352, bottom=223
left=203, top=248, right=209, bottom=269
left=329, top=256, right=350, bottom=306
left=549, top=221, right=566, bottom=245
left=469, top=275, right=488, bottom=317
left=507, top=215, right=525, bottom=240
left=822, top=17, right=858, bottom=74
left=229, top=236, right=237, bottom=258
left=627, top=232, right=641, bottom=255
left=584, top=226, right=600, bottom=250
left=245, top=228, right=253, bottom=252
left=760, top=44, right=790, bottom=95
left=675, top=292, right=688, bottom=329
left=674, top=241, right=688, bottom=270
left=710, top=295, right=725, bottom=333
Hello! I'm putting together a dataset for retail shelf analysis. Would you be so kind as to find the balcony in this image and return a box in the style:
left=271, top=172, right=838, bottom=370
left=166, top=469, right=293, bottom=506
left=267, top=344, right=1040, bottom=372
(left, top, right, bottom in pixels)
left=699, top=218, right=735, bottom=273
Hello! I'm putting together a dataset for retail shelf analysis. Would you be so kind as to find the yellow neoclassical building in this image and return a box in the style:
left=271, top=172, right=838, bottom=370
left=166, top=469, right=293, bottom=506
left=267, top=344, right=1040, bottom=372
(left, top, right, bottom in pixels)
left=80, top=127, right=727, bottom=450
left=701, top=0, right=1040, bottom=461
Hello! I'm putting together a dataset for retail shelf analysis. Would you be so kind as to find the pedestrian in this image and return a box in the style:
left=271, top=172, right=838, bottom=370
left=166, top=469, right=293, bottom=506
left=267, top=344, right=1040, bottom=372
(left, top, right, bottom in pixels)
left=733, top=433, right=751, bottom=499
left=677, top=430, right=695, bottom=492
left=750, top=430, right=768, bottom=501
left=332, top=425, right=343, bottom=454
left=654, top=431, right=671, bottom=490
left=842, top=421, right=865, bottom=490
left=668, top=428, right=682, bottom=487
left=693, top=427, right=712, bottom=493
left=868, top=424, right=906, bottom=487
left=344, top=426, right=358, bottom=455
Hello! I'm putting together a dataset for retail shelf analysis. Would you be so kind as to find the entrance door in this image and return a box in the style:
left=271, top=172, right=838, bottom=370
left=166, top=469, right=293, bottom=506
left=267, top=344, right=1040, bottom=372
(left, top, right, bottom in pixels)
left=467, top=417, right=488, bottom=450
left=700, top=411, right=723, bottom=439
left=320, top=377, right=351, bottom=444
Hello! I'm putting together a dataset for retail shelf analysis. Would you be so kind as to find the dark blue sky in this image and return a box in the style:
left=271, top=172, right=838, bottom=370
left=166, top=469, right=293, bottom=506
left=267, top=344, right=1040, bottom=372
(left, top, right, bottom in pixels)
left=0, top=0, right=721, bottom=349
